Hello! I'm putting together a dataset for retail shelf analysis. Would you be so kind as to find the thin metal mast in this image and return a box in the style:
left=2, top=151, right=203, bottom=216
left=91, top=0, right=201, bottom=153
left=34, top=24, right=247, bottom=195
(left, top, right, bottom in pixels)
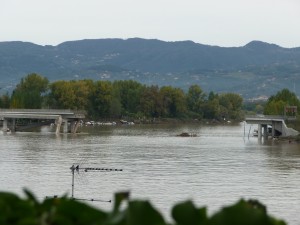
left=70, top=164, right=122, bottom=201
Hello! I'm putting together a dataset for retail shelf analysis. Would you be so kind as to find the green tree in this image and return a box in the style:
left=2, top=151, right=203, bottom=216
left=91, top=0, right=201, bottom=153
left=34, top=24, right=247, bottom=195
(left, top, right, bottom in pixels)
left=48, top=81, right=76, bottom=109
left=72, top=80, right=93, bottom=110
left=139, top=85, right=162, bottom=118
left=160, top=86, right=187, bottom=118
left=264, top=89, right=300, bottom=115
left=264, top=100, right=286, bottom=115
left=203, top=98, right=220, bottom=119
left=113, top=80, right=145, bottom=116
left=48, top=80, right=93, bottom=110
left=89, top=81, right=113, bottom=118
left=10, top=73, right=49, bottom=109
left=0, top=93, right=10, bottom=108
left=219, top=93, right=243, bottom=120
left=203, top=92, right=220, bottom=119
left=186, top=84, right=206, bottom=118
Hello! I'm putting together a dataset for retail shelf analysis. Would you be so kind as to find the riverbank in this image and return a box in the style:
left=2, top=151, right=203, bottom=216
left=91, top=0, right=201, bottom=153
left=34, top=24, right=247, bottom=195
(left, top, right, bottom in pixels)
left=125, top=117, right=241, bottom=125
left=277, top=134, right=300, bottom=143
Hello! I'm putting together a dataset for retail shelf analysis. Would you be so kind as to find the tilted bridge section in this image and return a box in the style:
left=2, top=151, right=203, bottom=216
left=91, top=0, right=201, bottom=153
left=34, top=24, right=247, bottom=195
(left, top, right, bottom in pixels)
left=0, top=109, right=85, bottom=134
left=245, top=115, right=299, bottom=139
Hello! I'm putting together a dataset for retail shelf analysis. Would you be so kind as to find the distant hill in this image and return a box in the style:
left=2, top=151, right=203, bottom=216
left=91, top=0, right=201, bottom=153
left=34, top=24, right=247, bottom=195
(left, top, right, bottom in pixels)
left=1, top=38, right=300, bottom=99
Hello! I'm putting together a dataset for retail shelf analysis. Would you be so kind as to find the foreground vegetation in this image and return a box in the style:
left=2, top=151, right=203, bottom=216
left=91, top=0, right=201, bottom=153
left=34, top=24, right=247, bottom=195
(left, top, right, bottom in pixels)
left=0, top=190, right=286, bottom=225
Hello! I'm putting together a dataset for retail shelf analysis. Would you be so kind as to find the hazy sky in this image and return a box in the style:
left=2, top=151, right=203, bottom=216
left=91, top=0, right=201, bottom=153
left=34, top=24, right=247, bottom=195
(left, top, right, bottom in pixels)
left=1, top=0, right=299, bottom=47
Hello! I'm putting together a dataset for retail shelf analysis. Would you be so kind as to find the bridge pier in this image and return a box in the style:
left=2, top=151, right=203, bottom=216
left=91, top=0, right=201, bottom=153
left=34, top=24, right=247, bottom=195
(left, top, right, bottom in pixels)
left=2, top=119, right=8, bottom=132
left=70, top=120, right=80, bottom=134
left=256, top=124, right=268, bottom=140
left=56, top=116, right=62, bottom=134
left=12, top=119, right=16, bottom=132
left=263, top=124, right=268, bottom=140
left=257, top=124, right=262, bottom=139
left=63, top=119, right=68, bottom=133
left=70, top=121, right=76, bottom=133
left=57, top=119, right=80, bottom=134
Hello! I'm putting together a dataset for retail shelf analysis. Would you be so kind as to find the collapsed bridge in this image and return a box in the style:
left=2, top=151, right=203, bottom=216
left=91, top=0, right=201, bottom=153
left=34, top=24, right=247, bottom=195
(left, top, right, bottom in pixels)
left=0, top=109, right=85, bottom=134
left=245, top=115, right=299, bottom=139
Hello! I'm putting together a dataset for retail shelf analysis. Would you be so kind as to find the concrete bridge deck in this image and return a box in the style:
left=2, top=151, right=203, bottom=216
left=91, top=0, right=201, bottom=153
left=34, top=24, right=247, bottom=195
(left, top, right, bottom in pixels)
left=245, top=115, right=299, bottom=139
left=0, top=109, right=85, bottom=134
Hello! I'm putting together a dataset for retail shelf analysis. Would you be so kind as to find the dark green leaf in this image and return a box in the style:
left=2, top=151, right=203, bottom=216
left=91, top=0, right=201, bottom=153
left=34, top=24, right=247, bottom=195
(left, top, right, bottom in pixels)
left=127, top=200, right=166, bottom=225
left=172, top=200, right=207, bottom=225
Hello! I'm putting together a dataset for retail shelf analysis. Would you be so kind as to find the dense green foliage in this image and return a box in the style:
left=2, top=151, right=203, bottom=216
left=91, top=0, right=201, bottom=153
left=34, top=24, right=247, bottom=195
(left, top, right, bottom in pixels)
left=3, top=73, right=300, bottom=121
left=10, top=73, right=49, bottom=109
left=242, top=101, right=265, bottom=115
left=264, top=89, right=300, bottom=116
left=0, top=190, right=286, bottom=225
left=1, top=74, right=244, bottom=121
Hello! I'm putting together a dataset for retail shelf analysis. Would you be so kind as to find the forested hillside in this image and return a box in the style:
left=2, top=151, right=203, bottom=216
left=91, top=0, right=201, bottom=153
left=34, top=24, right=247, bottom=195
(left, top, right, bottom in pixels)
left=1, top=38, right=300, bottom=98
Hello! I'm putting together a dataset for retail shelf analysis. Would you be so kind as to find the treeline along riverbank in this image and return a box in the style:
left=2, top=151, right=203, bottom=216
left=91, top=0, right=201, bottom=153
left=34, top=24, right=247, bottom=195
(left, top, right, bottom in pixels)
left=0, top=73, right=244, bottom=122
left=1, top=73, right=299, bottom=125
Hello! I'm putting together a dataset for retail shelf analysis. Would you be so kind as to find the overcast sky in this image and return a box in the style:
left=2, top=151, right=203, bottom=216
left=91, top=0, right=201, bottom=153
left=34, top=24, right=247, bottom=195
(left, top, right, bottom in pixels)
left=1, top=0, right=299, bottom=47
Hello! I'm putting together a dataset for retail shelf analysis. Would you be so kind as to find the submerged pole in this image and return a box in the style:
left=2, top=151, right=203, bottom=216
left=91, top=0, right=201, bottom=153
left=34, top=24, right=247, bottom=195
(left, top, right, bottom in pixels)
left=71, top=165, right=75, bottom=198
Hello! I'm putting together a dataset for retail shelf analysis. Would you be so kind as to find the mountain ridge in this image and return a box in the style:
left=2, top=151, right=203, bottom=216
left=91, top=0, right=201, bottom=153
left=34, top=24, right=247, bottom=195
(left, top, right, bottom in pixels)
left=0, top=38, right=300, bottom=99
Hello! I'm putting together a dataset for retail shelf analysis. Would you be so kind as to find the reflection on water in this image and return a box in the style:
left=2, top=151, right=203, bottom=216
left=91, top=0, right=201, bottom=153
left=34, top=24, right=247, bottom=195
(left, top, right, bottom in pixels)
left=0, top=123, right=300, bottom=225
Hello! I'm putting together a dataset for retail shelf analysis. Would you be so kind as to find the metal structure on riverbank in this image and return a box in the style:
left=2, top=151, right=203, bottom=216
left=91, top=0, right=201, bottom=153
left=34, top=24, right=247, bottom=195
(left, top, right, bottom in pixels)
left=0, top=109, right=85, bottom=134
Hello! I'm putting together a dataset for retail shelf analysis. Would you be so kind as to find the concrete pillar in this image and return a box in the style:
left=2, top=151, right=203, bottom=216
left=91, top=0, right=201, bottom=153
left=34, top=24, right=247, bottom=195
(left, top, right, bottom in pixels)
left=272, top=121, right=275, bottom=137
left=70, top=121, right=76, bottom=133
left=280, top=122, right=285, bottom=136
left=12, top=119, right=16, bottom=132
left=63, top=119, right=68, bottom=133
left=56, top=116, right=62, bottom=134
left=73, top=120, right=81, bottom=133
left=2, top=118, right=8, bottom=131
left=263, top=125, right=268, bottom=140
left=258, top=124, right=262, bottom=139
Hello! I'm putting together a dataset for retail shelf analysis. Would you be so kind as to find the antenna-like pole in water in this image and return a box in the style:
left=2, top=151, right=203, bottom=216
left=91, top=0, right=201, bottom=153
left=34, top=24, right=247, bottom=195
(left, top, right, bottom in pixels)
left=70, top=164, right=122, bottom=200
left=70, top=164, right=80, bottom=198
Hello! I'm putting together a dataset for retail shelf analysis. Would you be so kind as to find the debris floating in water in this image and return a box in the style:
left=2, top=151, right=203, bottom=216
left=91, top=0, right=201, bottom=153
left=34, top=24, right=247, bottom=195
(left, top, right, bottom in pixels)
left=177, top=132, right=197, bottom=137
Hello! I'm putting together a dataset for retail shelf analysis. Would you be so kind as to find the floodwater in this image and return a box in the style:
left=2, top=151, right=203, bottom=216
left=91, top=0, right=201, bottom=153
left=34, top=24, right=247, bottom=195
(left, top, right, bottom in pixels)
left=0, top=123, right=300, bottom=225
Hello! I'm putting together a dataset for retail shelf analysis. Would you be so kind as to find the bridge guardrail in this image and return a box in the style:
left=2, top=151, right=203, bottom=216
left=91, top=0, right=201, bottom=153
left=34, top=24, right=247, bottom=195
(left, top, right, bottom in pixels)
left=0, top=109, right=86, bottom=115
left=245, top=115, right=296, bottom=120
